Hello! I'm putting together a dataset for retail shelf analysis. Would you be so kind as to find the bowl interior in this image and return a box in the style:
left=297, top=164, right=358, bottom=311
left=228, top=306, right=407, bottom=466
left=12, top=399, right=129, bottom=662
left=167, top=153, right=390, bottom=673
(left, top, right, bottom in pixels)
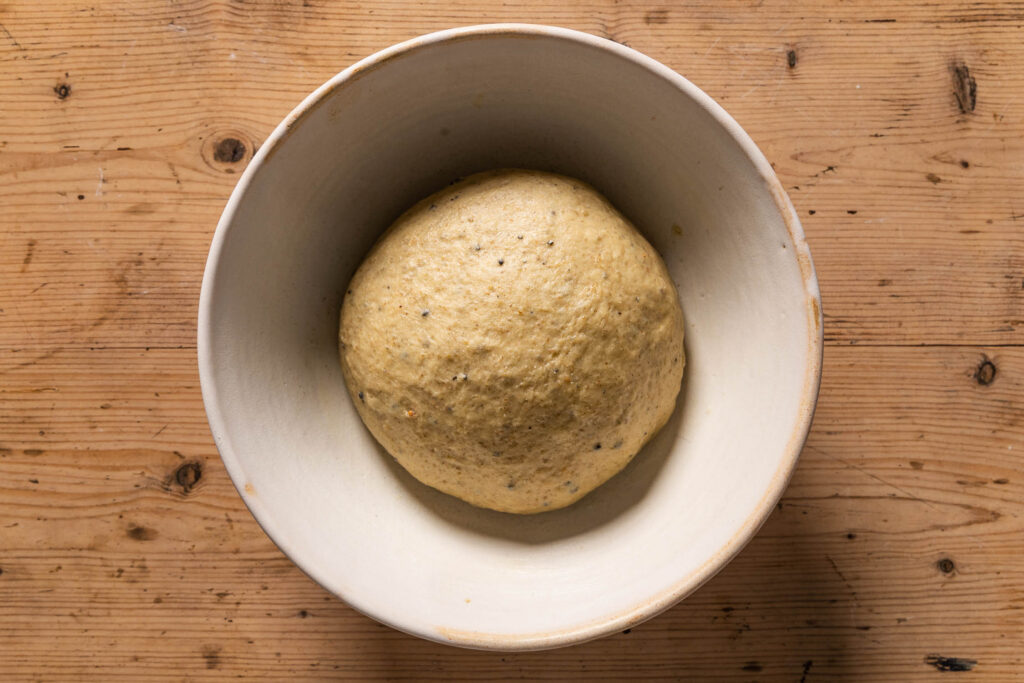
left=200, top=26, right=820, bottom=650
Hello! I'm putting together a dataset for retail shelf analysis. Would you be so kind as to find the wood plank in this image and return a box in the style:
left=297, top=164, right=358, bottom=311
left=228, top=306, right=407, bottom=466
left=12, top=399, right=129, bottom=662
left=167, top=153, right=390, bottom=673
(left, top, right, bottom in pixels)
left=2, top=1, right=1024, bottom=351
left=1, top=345, right=1022, bottom=678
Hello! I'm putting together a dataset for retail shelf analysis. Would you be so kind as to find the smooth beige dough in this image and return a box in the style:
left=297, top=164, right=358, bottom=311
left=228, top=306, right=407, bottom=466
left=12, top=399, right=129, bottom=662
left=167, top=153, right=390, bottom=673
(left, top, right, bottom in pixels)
left=339, top=169, right=684, bottom=514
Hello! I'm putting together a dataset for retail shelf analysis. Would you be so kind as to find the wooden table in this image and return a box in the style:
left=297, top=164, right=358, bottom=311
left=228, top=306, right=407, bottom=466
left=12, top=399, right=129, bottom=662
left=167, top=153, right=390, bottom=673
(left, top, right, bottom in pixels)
left=2, top=1, right=1022, bottom=679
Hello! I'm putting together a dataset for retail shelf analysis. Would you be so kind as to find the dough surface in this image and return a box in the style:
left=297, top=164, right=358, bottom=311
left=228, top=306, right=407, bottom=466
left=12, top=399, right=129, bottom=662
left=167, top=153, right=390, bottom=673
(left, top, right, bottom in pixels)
left=339, top=169, right=684, bottom=514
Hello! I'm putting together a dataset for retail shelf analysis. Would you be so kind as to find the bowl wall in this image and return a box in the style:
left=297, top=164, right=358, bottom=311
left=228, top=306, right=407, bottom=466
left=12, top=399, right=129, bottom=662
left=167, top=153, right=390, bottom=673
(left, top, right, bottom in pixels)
left=199, top=24, right=822, bottom=650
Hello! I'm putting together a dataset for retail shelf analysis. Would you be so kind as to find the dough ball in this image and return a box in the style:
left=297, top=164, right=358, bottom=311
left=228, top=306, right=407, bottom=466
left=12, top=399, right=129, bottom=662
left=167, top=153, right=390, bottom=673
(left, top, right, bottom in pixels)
left=339, top=169, right=684, bottom=514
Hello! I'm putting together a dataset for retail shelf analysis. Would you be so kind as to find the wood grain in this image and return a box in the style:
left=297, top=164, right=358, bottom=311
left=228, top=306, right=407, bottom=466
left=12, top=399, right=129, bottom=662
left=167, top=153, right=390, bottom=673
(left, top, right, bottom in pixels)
left=2, top=0, right=1023, bottom=679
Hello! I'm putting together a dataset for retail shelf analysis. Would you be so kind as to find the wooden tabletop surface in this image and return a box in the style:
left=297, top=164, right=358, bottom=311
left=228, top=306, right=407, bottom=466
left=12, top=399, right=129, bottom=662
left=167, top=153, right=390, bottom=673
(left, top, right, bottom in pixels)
left=2, top=0, right=1023, bottom=679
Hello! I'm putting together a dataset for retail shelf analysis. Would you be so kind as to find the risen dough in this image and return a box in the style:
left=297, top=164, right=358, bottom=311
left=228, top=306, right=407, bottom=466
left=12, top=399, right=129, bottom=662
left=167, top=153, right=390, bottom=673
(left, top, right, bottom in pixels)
left=339, top=169, right=684, bottom=514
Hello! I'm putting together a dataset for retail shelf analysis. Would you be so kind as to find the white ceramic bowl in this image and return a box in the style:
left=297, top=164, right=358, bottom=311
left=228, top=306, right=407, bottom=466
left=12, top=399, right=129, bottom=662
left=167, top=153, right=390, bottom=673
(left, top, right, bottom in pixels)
left=198, top=24, right=822, bottom=651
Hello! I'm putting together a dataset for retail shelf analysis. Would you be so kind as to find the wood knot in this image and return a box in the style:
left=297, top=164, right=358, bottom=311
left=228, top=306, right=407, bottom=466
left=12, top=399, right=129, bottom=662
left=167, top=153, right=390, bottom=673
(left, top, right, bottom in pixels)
left=787, top=49, right=797, bottom=68
left=54, top=82, right=71, bottom=100
left=214, top=137, right=246, bottom=163
left=925, top=655, right=976, bottom=672
left=201, top=645, right=221, bottom=670
left=644, top=9, right=669, bottom=24
left=936, top=557, right=956, bottom=574
left=127, top=524, right=157, bottom=541
left=950, top=61, right=977, bottom=114
left=975, top=357, right=996, bottom=386
left=201, top=130, right=254, bottom=173
left=174, top=460, right=203, bottom=493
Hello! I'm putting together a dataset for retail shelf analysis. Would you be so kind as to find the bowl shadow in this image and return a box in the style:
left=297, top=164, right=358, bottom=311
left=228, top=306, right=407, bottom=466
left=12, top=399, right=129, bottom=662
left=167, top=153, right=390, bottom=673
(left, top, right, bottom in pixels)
left=369, top=345, right=690, bottom=545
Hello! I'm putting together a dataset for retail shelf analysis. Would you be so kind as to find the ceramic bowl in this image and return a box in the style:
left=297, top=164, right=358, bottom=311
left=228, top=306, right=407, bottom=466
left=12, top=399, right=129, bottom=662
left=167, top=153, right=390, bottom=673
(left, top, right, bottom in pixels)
left=198, top=24, right=822, bottom=651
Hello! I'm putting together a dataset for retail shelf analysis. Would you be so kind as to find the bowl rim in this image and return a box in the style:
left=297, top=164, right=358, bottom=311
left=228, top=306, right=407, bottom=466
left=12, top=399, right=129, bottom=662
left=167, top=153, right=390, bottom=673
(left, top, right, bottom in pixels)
left=198, top=23, right=824, bottom=652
